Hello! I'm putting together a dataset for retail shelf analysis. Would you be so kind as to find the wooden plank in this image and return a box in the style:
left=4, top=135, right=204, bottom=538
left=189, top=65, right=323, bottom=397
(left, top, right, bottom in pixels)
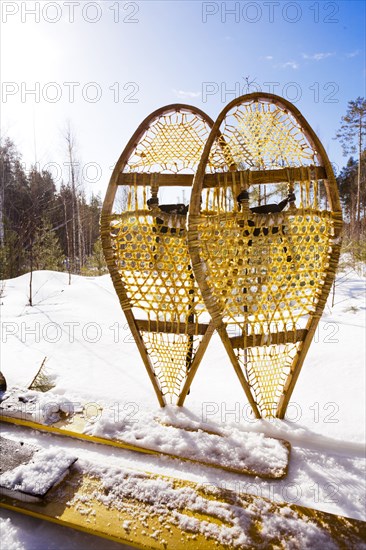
left=2, top=460, right=365, bottom=550
left=1, top=470, right=235, bottom=550
left=136, top=319, right=209, bottom=336
left=0, top=407, right=291, bottom=479
left=117, top=167, right=327, bottom=188
left=230, top=329, right=308, bottom=349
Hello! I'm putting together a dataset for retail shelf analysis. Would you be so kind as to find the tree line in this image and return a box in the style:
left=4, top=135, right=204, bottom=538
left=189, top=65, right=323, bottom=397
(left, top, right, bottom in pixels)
left=335, top=97, right=366, bottom=241
left=0, top=97, right=365, bottom=282
left=0, top=134, right=105, bottom=282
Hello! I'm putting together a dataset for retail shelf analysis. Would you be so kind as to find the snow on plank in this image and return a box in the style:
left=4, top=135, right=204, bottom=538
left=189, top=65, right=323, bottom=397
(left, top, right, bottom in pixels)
left=1, top=455, right=365, bottom=549
left=0, top=436, right=77, bottom=502
left=1, top=389, right=290, bottom=479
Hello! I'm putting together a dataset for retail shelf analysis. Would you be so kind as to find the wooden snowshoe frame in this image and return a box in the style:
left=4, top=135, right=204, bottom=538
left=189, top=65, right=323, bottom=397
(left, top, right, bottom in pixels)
left=188, top=93, right=342, bottom=418
left=101, top=105, right=218, bottom=406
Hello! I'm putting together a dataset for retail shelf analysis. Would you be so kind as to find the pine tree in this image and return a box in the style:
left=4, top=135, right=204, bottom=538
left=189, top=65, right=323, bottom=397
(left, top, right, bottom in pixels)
left=337, top=157, right=358, bottom=227
left=335, top=97, right=366, bottom=231
left=92, top=238, right=107, bottom=275
left=0, top=228, right=26, bottom=279
left=31, top=218, right=64, bottom=271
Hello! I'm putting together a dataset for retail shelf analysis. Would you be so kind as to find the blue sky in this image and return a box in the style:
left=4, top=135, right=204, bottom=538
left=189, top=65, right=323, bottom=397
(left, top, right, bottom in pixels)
left=1, top=0, right=365, bottom=197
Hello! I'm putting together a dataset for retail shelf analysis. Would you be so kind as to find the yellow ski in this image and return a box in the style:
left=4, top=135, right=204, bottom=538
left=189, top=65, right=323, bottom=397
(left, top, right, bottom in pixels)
left=1, top=389, right=290, bottom=479
left=1, top=447, right=364, bottom=550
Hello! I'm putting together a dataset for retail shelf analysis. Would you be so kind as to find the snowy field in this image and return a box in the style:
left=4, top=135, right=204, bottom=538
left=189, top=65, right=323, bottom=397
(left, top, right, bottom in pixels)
left=0, top=265, right=365, bottom=549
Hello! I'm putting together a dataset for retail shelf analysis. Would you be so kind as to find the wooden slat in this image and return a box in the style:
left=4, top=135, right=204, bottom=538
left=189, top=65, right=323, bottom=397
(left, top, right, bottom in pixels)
left=118, top=173, right=194, bottom=187
left=238, top=166, right=327, bottom=185
left=177, top=321, right=216, bottom=406
left=136, top=319, right=209, bottom=336
left=230, top=329, right=307, bottom=349
left=117, top=167, right=327, bottom=188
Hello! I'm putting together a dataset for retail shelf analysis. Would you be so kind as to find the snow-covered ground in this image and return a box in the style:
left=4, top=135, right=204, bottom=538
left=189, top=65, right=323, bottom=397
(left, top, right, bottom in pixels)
left=0, top=266, right=365, bottom=549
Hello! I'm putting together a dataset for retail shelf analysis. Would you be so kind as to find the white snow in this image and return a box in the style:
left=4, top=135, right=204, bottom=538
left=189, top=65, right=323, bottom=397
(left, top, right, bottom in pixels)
left=0, top=509, right=133, bottom=550
left=58, top=457, right=361, bottom=549
left=85, top=406, right=290, bottom=477
left=0, top=517, right=25, bottom=550
left=0, top=266, right=365, bottom=547
left=0, top=389, right=82, bottom=424
left=1, top=389, right=288, bottom=478
left=0, top=447, right=77, bottom=498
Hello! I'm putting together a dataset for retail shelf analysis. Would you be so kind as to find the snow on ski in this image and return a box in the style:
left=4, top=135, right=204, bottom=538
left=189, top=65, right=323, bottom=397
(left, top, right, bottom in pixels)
left=0, top=388, right=290, bottom=479
left=1, top=427, right=365, bottom=550
left=0, top=436, right=77, bottom=502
